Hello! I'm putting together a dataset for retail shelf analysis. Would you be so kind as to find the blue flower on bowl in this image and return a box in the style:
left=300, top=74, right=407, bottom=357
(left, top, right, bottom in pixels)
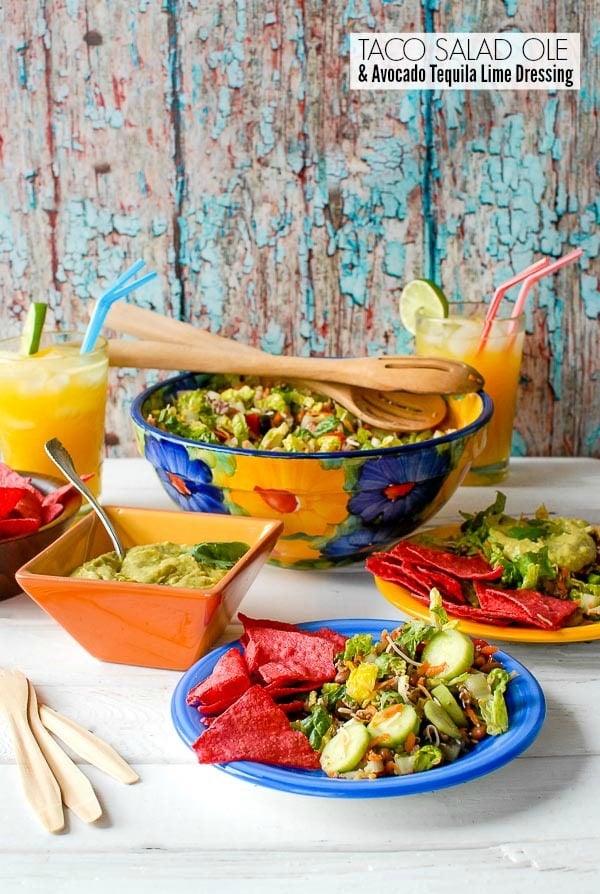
left=144, top=436, right=227, bottom=515
left=348, top=445, right=451, bottom=525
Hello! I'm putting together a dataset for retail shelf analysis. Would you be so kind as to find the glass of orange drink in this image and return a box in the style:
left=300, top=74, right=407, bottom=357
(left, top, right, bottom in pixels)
left=415, top=304, right=525, bottom=485
left=0, top=333, right=109, bottom=498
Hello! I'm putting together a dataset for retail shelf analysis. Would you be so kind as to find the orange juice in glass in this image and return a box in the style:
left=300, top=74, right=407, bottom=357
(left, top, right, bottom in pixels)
left=0, top=333, right=108, bottom=497
left=415, top=304, right=525, bottom=485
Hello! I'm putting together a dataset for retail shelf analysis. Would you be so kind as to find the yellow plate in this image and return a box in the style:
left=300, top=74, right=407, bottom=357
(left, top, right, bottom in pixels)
left=373, top=524, right=600, bottom=644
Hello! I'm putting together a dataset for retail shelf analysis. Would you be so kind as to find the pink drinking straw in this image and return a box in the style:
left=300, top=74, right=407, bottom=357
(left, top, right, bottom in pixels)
left=511, top=247, right=583, bottom=320
left=477, top=257, right=551, bottom=352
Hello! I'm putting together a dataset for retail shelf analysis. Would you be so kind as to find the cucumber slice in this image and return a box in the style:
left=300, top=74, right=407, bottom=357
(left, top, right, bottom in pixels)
left=366, top=703, right=420, bottom=747
left=423, top=699, right=462, bottom=739
left=462, top=672, right=491, bottom=701
left=398, top=278, right=448, bottom=335
left=320, top=720, right=370, bottom=774
left=421, top=629, right=475, bottom=681
left=20, top=302, right=47, bottom=355
left=431, top=684, right=468, bottom=727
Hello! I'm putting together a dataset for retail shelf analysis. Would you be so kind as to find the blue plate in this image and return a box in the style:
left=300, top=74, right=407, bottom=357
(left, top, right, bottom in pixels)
left=171, top=618, right=546, bottom=799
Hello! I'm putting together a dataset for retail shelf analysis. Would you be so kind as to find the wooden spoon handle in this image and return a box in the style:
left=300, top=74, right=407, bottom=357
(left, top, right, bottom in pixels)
left=103, top=300, right=263, bottom=357
left=107, top=338, right=457, bottom=393
left=103, top=304, right=483, bottom=393
left=27, top=682, right=102, bottom=824
left=105, top=337, right=335, bottom=378
left=39, top=704, right=139, bottom=785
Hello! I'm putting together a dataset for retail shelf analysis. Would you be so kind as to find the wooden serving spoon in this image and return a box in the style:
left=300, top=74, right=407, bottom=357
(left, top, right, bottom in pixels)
left=108, top=338, right=446, bottom=431
left=108, top=339, right=460, bottom=431
left=0, top=668, right=64, bottom=832
left=102, top=302, right=484, bottom=395
left=290, top=379, right=448, bottom=431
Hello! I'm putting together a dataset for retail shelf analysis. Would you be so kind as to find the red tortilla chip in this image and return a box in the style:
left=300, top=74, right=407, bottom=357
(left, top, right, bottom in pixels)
left=278, top=699, right=308, bottom=714
left=475, top=582, right=579, bottom=629
left=257, top=661, right=331, bottom=687
left=410, top=563, right=468, bottom=603
left=40, top=502, right=65, bottom=525
left=369, top=541, right=579, bottom=631
left=398, top=579, right=579, bottom=630
left=0, top=465, right=91, bottom=537
left=12, top=490, right=43, bottom=525
left=0, top=464, right=38, bottom=492
left=308, top=627, right=348, bottom=653
left=186, top=647, right=250, bottom=711
left=238, top=613, right=347, bottom=654
left=193, top=695, right=242, bottom=716
left=0, top=517, right=41, bottom=538
left=243, top=627, right=337, bottom=686
left=0, top=487, right=27, bottom=518
left=434, top=599, right=514, bottom=625
left=192, top=685, right=320, bottom=769
left=238, top=613, right=302, bottom=638
left=263, top=681, right=317, bottom=699
left=391, top=542, right=503, bottom=580
left=39, top=475, right=92, bottom=526
left=366, top=554, right=432, bottom=598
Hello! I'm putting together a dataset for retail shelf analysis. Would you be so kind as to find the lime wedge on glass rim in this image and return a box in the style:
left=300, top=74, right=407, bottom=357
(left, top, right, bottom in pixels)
left=20, top=302, right=48, bottom=355
left=398, top=278, right=449, bottom=335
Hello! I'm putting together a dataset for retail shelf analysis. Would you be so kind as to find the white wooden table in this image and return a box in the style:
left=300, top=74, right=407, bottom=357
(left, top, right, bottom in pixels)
left=1, top=457, right=599, bottom=893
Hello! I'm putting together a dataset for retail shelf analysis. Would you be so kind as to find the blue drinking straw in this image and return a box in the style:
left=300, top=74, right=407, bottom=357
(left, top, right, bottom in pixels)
left=80, top=260, right=158, bottom=354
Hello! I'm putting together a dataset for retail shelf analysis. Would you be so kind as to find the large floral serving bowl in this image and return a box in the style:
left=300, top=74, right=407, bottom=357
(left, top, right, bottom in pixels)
left=131, top=373, right=492, bottom=570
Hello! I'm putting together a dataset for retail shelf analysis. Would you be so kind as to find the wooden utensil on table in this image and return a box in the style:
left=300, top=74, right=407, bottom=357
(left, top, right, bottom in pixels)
left=0, top=668, right=64, bottom=832
left=39, top=704, right=139, bottom=785
left=104, top=302, right=483, bottom=394
left=26, top=680, right=103, bottom=824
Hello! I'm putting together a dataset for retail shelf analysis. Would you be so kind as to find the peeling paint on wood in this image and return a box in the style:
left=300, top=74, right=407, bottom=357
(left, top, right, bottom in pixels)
left=0, top=0, right=598, bottom=459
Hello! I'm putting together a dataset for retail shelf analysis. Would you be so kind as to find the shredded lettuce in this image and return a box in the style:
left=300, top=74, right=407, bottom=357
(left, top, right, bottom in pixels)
left=393, top=621, right=435, bottom=659
left=296, top=704, right=333, bottom=751
left=342, top=633, right=373, bottom=661
left=412, top=745, right=444, bottom=772
left=476, top=668, right=511, bottom=736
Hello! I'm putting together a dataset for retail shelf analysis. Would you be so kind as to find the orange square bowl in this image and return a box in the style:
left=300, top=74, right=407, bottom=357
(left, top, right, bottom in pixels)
left=15, top=506, right=282, bottom=671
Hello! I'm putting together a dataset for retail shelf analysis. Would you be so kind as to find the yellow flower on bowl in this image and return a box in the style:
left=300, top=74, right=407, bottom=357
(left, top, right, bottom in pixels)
left=221, top=454, right=349, bottom=538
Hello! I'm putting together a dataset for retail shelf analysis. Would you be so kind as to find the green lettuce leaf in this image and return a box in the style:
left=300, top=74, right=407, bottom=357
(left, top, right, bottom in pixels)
left=189, top=541, right=249, bottom=570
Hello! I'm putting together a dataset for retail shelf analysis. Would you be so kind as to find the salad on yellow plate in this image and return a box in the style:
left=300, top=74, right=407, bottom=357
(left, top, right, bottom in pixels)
left=367, top=493, right=600, bottom=644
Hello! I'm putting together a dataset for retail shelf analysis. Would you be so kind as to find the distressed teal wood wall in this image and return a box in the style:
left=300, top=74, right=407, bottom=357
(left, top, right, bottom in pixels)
left=0, top=1, right=598, bottom=457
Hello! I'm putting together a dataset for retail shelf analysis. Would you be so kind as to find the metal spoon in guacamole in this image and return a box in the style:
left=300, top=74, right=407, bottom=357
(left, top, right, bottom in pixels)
left=45, top=437, right=126, bottom=561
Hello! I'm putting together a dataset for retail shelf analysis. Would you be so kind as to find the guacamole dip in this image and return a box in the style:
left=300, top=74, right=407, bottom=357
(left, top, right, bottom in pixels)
left=71, top=541, right=250, bottom=588
left=487, top=515, right=597, bottom=573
